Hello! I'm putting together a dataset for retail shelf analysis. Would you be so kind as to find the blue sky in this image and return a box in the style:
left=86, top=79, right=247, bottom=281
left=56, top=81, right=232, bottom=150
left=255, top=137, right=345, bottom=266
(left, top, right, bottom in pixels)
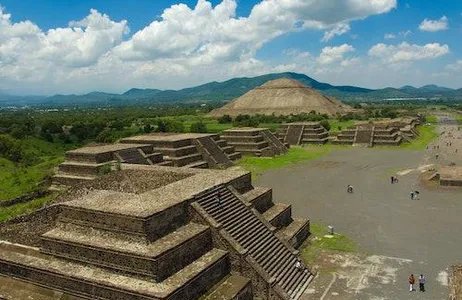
left=1, top=0, right=461, bottom=95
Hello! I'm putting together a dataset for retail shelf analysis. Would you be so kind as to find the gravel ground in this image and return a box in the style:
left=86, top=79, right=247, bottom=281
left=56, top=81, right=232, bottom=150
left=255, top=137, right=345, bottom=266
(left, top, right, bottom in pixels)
left=258, top=119, right=462, bottom=300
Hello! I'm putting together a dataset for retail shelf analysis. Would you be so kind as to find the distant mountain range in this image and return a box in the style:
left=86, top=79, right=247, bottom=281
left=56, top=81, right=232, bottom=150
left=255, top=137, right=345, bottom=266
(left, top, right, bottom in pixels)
left=1, top=72, right=462, bottom=107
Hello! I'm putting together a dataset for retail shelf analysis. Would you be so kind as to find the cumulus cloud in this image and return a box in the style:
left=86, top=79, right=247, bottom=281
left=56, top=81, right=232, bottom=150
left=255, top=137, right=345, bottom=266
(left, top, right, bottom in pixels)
left=384, top=33, right=395, bottom=39
left=419, top=16, right=449, bottom=32
left=0, top=0, right=399, bottom=94
left=321, top=23, right=350, bottom=42
left=318, top=44, right=355, bottom=65
left=368, top=42, right=449, bottom=63
left=399, top=30, right=412, bottom=37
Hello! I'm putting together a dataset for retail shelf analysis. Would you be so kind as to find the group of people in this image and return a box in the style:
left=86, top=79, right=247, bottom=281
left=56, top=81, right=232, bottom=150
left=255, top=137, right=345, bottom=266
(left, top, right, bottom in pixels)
left=390, top=176, right=398, bottom=184
left=409, top=274, right=425, bottom=292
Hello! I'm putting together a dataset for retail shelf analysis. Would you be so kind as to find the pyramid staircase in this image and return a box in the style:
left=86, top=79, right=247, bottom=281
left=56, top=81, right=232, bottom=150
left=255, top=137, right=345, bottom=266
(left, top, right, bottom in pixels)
left=221, top=128, right=289, bottom=157
left=192, top=185, right=313, bottom=299
left=278, top=123, right=329, bottom=145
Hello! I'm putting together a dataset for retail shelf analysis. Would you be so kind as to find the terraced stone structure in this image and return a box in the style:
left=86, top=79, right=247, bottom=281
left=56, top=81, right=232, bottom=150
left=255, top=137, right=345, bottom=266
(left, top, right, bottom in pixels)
left=54, top=143, right=163, bottom=187
left=121, top=133, right=240, bottom=168
left=277, top=122, right=328, bottom=145
left=0, top=166, right=313, bottom=300
left=332, top=125, right=403, bottom=147
left=54, top=133, right=241, bottom=187
left=221, top=128, right=289, bottom=157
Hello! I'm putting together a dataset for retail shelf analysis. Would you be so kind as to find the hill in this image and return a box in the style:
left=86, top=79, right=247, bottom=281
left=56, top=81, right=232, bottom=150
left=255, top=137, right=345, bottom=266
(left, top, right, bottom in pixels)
left=1, top=72, right=462, bottom=107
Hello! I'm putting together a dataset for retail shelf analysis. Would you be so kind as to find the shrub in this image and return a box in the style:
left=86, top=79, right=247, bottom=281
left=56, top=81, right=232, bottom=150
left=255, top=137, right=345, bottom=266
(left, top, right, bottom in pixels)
left=218, top=114, right=232, bottom=124
left=320, top=120, right=331, bottom=131
left=190, top=122, right=207, bottom=133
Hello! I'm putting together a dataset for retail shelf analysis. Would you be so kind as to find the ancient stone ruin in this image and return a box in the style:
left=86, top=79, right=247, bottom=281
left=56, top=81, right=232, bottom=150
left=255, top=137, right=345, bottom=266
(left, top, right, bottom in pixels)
left=209, top=78, right=352, bottom=117
left=433, top=166, right=462, bottom=187
left=450, top=265, right=462, bottom=300
left=221, top=128, right=289, bottom=157
left=54, top=133, right=241, bottom=187
left=332, top=118, right=420, bottom=147
left=0, top=165, right=313, bottom=300
left=277, top=122, right=329, bottom=145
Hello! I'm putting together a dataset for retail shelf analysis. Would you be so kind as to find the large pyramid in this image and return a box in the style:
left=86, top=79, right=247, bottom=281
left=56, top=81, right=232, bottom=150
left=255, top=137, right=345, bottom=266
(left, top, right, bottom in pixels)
left=209, top=78, right=352, bottom=117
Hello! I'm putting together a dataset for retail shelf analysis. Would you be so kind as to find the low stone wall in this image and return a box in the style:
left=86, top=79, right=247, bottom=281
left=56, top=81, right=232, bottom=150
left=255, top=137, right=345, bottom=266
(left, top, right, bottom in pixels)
left=450, top=265, right=462, bottom=300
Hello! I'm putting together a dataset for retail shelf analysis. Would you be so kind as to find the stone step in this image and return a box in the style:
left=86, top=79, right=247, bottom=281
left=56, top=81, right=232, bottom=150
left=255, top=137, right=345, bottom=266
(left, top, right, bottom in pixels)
left=227, top=152, right=242, bottom=161
left=154, top=145, right=198, bottom=157
left=262, top=203, right=292, bottom=229
left=0, top=244, right=230, bottom=300
left=241, top=187, right=273, bottom=213
left=226, top=140, right=269, bottom=151
left=40, top=222, right=212, bottom=281
left=52, top=173, right=96, bottom=186
left=58, top=161, right=112, bottom=176
left=277, top=217, right=310, bottom=249
left=182, top=160, right=208, bottom=169
left=164, top=153, right=203, bottom=167
left=203, top=275, right=252, bottom=300
left=220, top=145, right=235, bottom=154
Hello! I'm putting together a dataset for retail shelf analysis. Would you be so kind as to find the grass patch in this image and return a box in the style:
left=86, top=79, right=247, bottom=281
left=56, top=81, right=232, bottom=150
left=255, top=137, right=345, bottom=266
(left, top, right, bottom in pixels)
left=329, top=119, right=355, bottom=133
left=300, top=222, right=358, bottom=267
left=237, top=145, right=331, bottom=178
left=399, top=125, right=438, bottom=150
left=424, top=115, right=438, bottom=124
left=0, top=194, right=55, bottom=223
left=0, top=157, right=63, bottom=201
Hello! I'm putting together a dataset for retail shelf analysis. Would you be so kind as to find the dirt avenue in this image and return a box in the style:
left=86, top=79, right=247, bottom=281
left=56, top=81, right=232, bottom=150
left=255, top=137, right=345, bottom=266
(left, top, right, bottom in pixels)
left=258, top=116, right=462, bottom=300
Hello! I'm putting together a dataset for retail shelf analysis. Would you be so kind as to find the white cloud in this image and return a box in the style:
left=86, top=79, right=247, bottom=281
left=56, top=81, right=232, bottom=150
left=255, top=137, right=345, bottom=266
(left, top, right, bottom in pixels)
left=321, top=23, right=350, bottom=42
left=384, top=33, right=396, bottom=39
left=318, top=44, right=355, bottom=65
left=340, top=57, right=360, bottom=67
left=419, top=16, right=448, bottom=32
left=445, top=60, right=462, bottom=71
left=0, top=0, right=400, bottom=94
left=399, top=30, right=412, bottom=37
left=368, top=42, right=449, bottom=63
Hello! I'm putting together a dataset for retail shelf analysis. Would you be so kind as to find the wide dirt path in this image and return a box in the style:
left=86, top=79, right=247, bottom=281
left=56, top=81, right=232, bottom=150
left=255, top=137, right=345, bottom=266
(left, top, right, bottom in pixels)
left=257, top=121, right=462, bottom=300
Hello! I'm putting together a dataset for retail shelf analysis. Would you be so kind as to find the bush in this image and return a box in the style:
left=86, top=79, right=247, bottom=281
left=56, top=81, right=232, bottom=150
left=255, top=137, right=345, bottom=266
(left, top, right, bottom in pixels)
left=320, top=120, right=331, bottom=131
left=218, top=115, right=232, bottom=124
left=190, top=122, right=207, bottom=133
left=156, top=120, right=185, bottom=133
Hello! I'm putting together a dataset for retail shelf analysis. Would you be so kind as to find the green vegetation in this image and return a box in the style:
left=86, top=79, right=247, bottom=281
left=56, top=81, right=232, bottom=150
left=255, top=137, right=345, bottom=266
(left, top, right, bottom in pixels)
left=328, top=119, right=355, bottom=133
left=425, top=115, right=438, bottom=124
left=237, top=146, right=331, bottom=178
left=300, top=222, right=358, bottom=267
left=0, top=194, right=55, bottom=223
left=399, top=125, right=438, bottom=150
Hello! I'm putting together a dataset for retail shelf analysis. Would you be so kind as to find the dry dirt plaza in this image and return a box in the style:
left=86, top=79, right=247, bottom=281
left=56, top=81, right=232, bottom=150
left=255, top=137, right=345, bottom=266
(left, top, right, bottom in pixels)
left=257, top=117, right=462, bottom=300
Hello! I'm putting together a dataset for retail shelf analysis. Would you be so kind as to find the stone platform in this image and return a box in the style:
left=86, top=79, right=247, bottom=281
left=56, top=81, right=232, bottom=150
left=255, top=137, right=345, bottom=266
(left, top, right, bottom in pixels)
left=277, top=122, right=328, bottom=145
left=438, top=166, right=462, bottom=186
left=0, top=166, right=313, bottom=300
left=54, top=133, right=242, bottom=188
left=221, top=128, right=289, bottom=157
left=332, top=125, right=403, bottom=147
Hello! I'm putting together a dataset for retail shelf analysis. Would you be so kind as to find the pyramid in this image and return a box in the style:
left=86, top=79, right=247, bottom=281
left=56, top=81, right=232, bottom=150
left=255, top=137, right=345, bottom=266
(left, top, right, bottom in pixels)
left=209, top=78, right=352, bottom=117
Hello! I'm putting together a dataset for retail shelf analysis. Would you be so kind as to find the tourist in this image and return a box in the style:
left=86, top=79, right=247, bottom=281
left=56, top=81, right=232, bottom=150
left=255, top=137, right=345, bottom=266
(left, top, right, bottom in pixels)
left=414, top=190, right=420, bottom=200
left=347, top=185, right=353, bottom=193
left=295, top=259, right=302, bottom=271
left=410, top=191, right=414, bottom=200
left=409, top=274, right=416, bottom=292
left=391, top=176, right=394, bottom=184
left=419, top=274, right=425, bottom=292
left=436, top=153, right=439, bottom=160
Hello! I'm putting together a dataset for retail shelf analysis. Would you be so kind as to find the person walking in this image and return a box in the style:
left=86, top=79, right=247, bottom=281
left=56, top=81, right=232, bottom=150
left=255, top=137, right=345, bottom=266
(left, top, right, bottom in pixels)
left=391, top=176, right=394, bottom=184
left=419, top=274, right=425, bottom=292
left=409, top=274, right=416, bottom=292
left=410, top=191, right=414, bottom=200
